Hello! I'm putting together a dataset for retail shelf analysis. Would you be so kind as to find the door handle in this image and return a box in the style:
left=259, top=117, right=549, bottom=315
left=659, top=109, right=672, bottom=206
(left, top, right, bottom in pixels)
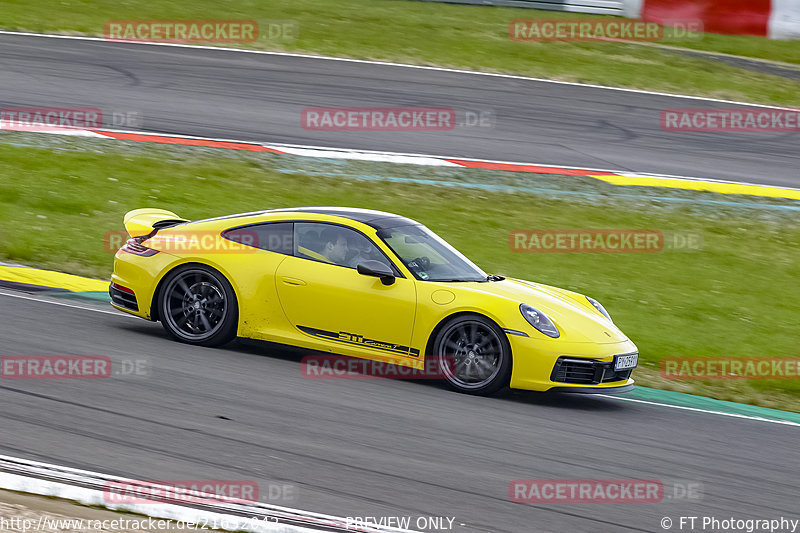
left=281, top=276, right=306, bottom=286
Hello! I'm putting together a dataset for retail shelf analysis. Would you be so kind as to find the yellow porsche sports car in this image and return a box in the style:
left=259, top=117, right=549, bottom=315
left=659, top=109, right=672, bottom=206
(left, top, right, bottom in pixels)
left=110, top=207, right=638, bottom=395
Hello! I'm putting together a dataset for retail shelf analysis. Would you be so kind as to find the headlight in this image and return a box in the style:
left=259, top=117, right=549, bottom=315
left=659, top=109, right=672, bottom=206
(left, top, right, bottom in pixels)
left=519, top=304, right=560, bottom=338
left=586, top=296, right=612, bottom=322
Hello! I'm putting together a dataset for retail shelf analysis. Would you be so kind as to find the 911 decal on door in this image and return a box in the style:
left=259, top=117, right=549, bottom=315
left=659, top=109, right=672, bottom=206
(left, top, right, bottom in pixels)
left=297, top=325, right=420, bottom=357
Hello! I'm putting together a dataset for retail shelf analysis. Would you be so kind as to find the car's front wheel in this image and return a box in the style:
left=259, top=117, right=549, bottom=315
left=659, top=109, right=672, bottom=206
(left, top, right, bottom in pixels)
left=433, top=314, right=512, bottom=395
left=159, top=265, right=238, bottom=347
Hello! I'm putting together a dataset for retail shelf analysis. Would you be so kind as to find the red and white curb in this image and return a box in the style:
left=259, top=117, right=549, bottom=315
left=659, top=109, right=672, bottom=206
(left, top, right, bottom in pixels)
left=4, top=125, right=800, bottom=200
left=0, top=454, right=419, bottom=533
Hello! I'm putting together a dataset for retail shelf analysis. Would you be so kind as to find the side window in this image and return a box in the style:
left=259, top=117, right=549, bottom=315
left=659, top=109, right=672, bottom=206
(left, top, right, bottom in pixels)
left=223, top=222, right=293, bottom=254
left=294, top=222, right=392, bottom=270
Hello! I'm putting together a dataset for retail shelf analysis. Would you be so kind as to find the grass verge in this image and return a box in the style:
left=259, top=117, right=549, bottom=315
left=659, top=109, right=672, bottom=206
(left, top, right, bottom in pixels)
left=0, top=131, right=798, bottom=411
left=1, top=0, right=800, bottom=106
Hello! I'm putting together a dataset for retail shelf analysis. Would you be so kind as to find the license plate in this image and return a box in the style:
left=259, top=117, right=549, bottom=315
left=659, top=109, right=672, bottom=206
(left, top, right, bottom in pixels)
left=614, top=353, right=638, bottom=371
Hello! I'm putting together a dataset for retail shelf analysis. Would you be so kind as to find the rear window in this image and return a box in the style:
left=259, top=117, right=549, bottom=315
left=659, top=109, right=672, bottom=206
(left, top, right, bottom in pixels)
left=223, top=222, right=293, bottom=254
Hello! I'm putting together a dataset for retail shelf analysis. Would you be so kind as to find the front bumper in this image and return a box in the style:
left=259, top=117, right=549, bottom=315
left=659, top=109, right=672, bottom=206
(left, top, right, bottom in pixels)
left=507, top=335, right=637, bottom=392
left=550, top=356, right=635, bottom=385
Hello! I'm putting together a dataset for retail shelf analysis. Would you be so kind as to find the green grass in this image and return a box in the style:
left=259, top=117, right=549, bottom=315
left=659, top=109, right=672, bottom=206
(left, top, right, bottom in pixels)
left=657, top=31, right=800, bottom=65
left=0, top=131, right=799, bottom=411
left=2, top=0, right=800, bottom=106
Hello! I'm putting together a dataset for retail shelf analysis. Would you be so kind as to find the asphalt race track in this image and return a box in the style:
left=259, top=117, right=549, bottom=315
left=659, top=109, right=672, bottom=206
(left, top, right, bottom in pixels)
left=1, top=32, right=799, bottom=533
left=0, top=291, right=797, bottom=532
left=1, top=32, right=799, bottom=188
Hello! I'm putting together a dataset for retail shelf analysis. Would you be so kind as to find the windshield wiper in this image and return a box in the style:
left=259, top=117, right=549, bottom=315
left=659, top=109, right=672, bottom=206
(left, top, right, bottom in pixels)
left=486, top=274, right=505, bottom=281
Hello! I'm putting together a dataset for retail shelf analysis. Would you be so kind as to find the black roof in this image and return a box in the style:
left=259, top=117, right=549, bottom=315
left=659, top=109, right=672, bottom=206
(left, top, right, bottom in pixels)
left=264, top=207, right=418, bottom=229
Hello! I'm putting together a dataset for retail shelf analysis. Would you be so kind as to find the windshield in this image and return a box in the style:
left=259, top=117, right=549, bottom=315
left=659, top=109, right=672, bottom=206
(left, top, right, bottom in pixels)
left=377, top=224, right=487, bottom=282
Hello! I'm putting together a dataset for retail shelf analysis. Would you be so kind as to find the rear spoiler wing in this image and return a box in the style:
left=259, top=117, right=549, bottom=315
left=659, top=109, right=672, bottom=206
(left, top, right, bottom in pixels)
left=123, top=208, right=188, bottom=238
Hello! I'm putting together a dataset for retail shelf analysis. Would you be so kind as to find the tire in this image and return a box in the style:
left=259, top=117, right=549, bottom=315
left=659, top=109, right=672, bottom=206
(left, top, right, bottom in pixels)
left=159, top=264, right=238, bottom=347
left=432, top=314, right=512, bottom=395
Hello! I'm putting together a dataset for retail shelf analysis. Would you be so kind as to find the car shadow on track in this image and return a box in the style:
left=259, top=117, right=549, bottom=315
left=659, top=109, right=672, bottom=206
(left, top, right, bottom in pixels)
left=231, top=338, right=632, bottom=413
left=115, top=323, right=630, bottom=413
left=501, top=389, right=629, bottom=412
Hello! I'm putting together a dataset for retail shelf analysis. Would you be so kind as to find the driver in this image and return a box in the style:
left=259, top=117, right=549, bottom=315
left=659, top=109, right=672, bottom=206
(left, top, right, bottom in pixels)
left=319, top=227, right=349, bottom=265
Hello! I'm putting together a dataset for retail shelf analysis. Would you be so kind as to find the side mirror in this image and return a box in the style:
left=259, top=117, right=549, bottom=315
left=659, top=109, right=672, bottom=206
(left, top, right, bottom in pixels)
left=357, top=260, right=396, bottom=285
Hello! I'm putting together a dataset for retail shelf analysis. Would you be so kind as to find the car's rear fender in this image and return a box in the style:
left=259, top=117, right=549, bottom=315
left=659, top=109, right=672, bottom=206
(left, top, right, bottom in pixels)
left=148, top=260, right=239, bottom=323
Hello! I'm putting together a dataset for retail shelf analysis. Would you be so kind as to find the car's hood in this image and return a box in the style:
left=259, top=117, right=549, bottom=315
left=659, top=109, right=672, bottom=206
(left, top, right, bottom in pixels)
left=448, top=278, right=629, bottom=344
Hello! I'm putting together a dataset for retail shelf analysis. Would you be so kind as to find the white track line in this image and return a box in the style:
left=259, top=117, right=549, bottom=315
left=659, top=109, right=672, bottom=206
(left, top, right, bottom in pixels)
left=271, top=145, right=460, bottom=166
left=0, top=289, right=133, bottom=319
left=1, top=30, right=798, bottom=111
left=266, top=140, right=623, bottom=171
left=595, top=394, right=800, bottom=427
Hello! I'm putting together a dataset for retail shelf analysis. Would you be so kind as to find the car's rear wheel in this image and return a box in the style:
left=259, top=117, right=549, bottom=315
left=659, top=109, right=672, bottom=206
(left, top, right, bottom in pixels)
left=433, top=314, right=512, bottom=395
left=159, top=265, right=238, bottom=347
